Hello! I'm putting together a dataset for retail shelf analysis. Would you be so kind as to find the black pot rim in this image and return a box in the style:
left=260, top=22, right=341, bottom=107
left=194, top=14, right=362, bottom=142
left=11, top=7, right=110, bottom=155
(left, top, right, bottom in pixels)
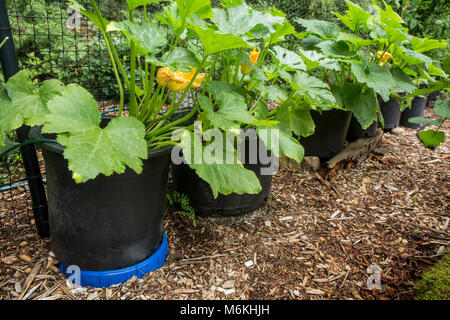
left=29, top=126, right=173, bottom=159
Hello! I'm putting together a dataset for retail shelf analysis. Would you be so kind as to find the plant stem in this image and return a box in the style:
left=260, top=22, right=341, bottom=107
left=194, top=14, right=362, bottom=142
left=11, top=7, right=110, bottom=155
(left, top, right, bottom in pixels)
left=128, top=10, right=138, bottom=117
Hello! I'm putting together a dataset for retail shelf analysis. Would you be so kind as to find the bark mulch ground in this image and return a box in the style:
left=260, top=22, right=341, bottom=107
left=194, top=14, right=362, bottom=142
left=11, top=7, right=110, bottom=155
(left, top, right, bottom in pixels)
left=0, top=108, right=448, bottom=300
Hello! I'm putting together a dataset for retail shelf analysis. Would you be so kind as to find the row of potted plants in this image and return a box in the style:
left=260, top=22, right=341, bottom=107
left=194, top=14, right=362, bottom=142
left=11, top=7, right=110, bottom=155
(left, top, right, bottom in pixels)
left=0, top=0, right=447, bottom=287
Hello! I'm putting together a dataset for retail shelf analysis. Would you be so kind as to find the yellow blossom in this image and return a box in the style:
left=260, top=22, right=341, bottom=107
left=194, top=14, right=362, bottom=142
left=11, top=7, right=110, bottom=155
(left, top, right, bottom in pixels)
left=156, top=67, right=173, bottom=86
left=156, top=67, right=206, bottom=92
left=377, top=51, right=393, bottom=67
left=241, top=48, right=260, bottom=75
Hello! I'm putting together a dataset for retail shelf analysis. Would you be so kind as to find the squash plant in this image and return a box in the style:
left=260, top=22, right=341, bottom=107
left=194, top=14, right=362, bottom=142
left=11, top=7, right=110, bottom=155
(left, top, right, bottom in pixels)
left=164, top=0, right=333, bottom=197
left=0, top=0, right=218, bottom=185
left=0, top=0, right=313, bottom=198
left=294, top=0, right=447, bottom=129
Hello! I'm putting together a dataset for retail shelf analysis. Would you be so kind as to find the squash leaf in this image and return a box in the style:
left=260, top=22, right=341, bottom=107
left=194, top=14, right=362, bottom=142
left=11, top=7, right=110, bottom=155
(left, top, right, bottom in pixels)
left=174, top=130, right=261, bottom=198
left=0, top=70, right=64, bottom=146
left=43, top=85, right=147, bottom=183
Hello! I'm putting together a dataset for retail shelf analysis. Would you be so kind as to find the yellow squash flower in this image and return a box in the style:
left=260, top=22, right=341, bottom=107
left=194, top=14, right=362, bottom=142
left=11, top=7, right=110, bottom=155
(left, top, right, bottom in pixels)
left=156, top=67, right=206, bottom=92
left=241, top=48, right=260, bottom=75
left=377, top=51, right=393, bottom=67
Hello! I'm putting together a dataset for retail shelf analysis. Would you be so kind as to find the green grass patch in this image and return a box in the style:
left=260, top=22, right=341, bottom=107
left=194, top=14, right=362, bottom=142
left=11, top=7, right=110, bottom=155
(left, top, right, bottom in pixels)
left=415, top=248, right=450, bottom=300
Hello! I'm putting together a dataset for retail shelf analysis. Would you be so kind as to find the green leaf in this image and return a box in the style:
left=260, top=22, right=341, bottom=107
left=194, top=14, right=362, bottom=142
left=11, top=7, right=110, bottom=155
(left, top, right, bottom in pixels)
left=43, top=84, right=100, bottom=134
left=107, top=21, right=167, bottom=55
left=189, top=25, right=250, bottom=56
left=148, top=47, right=200, bottom=72
left=417, top=130, right=445, bottom=148
left=294, top=18, right=342, bottom=39
left=199, top=93, right=254, bottom=130
left=176, top=0, right=213, bottom=21
left=300, top=35, right=323, bottom=49
left=126, top=0, right=165, bottom=11
left=443, top=55, right=450, bottom=75
left=342, top=83, right=378, bottom=129
left=427, top=64, right=447, bottom=78
left=412, top=79, right=449, bottom=96
left=265, top=20, right=295, bottom=46
left=292, top=71, right=336, bottom=106
left=270, top=46, right=306, bottom=71
left=319, top=58, right=342, bottom=71
left=297, top=49, right=323, bottom=71
left=434, top=99, right=450, bottom=119
left=204, top=81, right=247, bottom=99
left=408, top=117, right=443, bottom=125
left=391, top=66, right=416, bottom=93
left=351, top=62, right=395, bottom=102
left=398, top=48, right=433, bottom=65
left=336, top=32, right=375, bottom=48
left=156, top=2, right=183, bottom=34
left=334, top=0, right=371, bottom=33
left=293, top=71, right=328, bottom=90
left=257, top=126, right=305, bottom=163
left=212, top=2, right=261, bottom=37
left=259, top=85, right=288, bottom=102
left=175, top=130, right=261, bottom=197
left=375, top=3, right=404, bottom=29
left=44, top=85, right=147, bottom=183
left=410, top=37, right=447, bottom=53
left=253, top=100, right=269, bottom=120
left=316, top=40, right=356, bottom=57
left=382, top=24, right=407, bottom=43
left=0, top=70, right=64, bottom=145
left=276, top=97, right=315, bottom=138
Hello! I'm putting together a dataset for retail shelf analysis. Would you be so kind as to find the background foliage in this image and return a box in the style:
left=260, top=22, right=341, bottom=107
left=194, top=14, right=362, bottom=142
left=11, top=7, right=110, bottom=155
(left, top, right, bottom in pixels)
left=1, top=0, right=448, bottom=101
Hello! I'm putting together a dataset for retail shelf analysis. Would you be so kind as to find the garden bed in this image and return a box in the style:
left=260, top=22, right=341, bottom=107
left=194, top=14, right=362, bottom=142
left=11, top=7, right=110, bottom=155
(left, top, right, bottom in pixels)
left=0, top=108, right=449, bottom=300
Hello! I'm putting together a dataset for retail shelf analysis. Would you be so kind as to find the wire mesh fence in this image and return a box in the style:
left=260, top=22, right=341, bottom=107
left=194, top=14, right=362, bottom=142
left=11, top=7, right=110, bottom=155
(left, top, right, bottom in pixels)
left=6, top=0, right=131, bottom=100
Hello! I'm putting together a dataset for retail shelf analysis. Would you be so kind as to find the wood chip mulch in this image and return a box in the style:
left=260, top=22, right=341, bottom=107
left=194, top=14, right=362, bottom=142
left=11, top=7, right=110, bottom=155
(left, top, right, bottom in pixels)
left=0, top=108, right=449, bottom=300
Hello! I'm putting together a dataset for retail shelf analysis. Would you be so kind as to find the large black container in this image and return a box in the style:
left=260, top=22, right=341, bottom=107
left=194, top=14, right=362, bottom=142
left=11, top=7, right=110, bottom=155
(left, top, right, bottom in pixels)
left=30, top=127, right=171, bottom=271
left=346, top=116, right=378, bottom=142
left=172, top=132, right=273, bottom=216
left=378, top=92, right=404, bottom=130
left=299, top=109, right=352, bottom=159
left=400, top=96, right=427, bottom=129
left=426, top=91, right=440, bottom=108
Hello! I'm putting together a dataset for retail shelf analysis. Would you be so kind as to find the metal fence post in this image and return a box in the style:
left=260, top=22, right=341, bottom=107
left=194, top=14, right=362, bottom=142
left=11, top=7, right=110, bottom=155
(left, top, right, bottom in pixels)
left=0, top=0, right=50, bottom=238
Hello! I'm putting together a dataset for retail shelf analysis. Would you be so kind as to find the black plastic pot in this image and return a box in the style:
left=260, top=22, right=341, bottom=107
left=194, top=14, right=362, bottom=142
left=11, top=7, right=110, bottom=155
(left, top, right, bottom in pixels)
left=378, top=93, right=404, bottom=130
left=171, top=132, right=273, bottom=216
left=426, top=90, right=440, bottom=108
left=346, top=116, right=378, bottom=142
left=400, top=96, right=427, bottom=129
left=30, top=126, right=171, bottom=271
left=298, top=109, right=352, bottom=159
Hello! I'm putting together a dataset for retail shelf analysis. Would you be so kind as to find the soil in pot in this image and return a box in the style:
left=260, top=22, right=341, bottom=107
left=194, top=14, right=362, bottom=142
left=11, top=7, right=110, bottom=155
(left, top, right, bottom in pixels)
left=171, top=130, right=274, bottom=216
left=30, top=126, right=171, bottom=271
left=400, top=96, right=427, bottom=129
left=298, top=109, right=352, bottom=159
left=346, top=115, right=378, bottom=142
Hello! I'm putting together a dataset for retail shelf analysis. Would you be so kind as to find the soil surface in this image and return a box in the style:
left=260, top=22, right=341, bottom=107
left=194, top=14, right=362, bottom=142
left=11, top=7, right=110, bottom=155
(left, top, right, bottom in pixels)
left=0, top=108, right=449, bottom=300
